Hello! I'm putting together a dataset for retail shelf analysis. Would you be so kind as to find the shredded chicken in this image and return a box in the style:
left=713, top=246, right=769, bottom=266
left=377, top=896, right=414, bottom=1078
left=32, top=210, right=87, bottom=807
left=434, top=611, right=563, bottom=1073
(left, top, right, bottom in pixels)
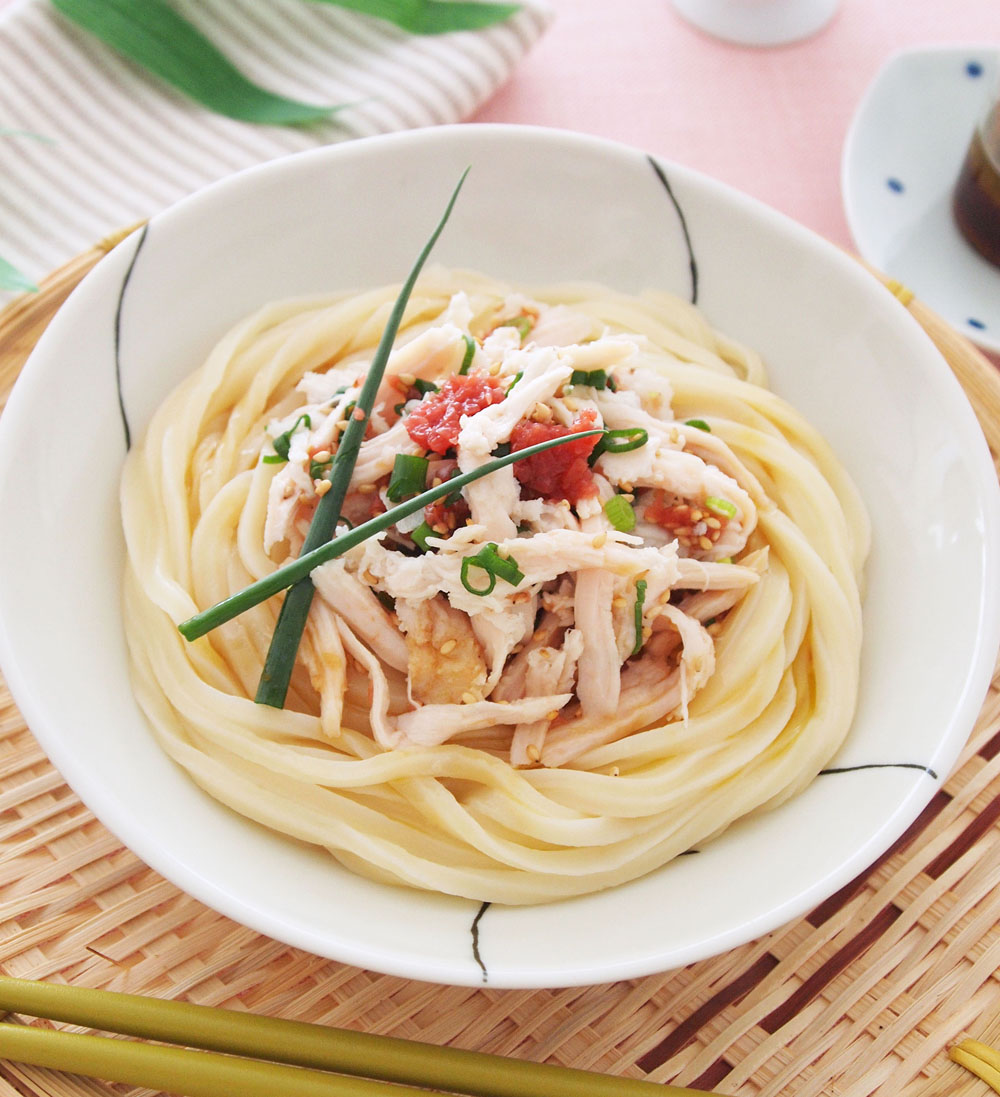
left=260, top=289, right=765, bottom=761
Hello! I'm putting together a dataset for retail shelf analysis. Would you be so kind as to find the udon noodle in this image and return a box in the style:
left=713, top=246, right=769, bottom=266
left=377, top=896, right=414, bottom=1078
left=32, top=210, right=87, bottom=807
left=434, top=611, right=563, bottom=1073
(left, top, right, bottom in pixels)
left=121, top=267, right=868, bottom=905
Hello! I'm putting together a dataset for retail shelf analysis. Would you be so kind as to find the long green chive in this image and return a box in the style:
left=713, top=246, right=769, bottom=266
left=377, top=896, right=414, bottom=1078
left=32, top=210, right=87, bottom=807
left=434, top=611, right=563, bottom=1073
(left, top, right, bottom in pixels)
left=262, top=413, right=311, bottom=464
left=253, top=168, right=469, bottom=708
left=632, top=578, right=648, bottom=656
left=603, top=494, right=636, bottom=532
left=460, top=543, right=524, bottom=596
left=505, top=370, right=523, bottom=395
left=386, top=453, right=429, bottom=502
left=458, top=334, right=476, bottom=375
left=685, top=418, right=711, bottom=432
left=704, top=495, right=737, bottom=519
left=178, top=429, right=601, bottom=642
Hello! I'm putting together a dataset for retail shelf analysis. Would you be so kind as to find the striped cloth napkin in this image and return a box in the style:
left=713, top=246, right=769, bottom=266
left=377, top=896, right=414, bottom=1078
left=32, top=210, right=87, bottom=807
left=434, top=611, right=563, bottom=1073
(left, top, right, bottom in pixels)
left=0, top=0, right=552, bottom=293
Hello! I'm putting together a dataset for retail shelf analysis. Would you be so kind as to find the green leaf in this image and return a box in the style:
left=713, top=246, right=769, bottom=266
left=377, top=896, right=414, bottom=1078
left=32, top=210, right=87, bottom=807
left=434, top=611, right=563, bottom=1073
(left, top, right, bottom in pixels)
left=50, top=0, right=342, bottom=125
left=0, top=255, right=37, bottom=293
left=304, top=0, right=521, bottom=34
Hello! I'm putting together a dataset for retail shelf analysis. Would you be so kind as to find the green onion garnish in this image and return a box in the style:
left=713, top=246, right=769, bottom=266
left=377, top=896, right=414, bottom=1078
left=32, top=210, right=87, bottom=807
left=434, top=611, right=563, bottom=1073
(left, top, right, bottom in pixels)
left=386, top=453, right=429, bottom=502
left=704, top=495, right=737, bottom=519
left=504, top=315, right=533, bottom=341
left=603, top=494, right=636, bottom=532
left=685, top=418, right=711, bottom=432
left=414, top=378, right=439, bottom=395
left=252, top=168, right=470, bottom=709
left=505, top=370, right=523, bottom=395
left=177, top=428, right=601, bottom=642
left=632, top=578, right=648, bottom=656
left=262, top=413, right=311, bottom=464
left=458, top=334, right=476, bottom=375
left=602, top=427, right=648, bottom=453
left=460, top=543, right=524, bottom=596
left=590, top=427, right=649, bottom=464
left=569, top=368, right=608, bottom=389
left=411, top=521, right=437, bottom=553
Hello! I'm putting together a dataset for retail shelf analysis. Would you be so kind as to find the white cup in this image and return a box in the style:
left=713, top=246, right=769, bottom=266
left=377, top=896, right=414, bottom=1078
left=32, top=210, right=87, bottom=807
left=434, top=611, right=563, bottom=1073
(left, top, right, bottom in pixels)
left=671, top=0, right=839, bottom=46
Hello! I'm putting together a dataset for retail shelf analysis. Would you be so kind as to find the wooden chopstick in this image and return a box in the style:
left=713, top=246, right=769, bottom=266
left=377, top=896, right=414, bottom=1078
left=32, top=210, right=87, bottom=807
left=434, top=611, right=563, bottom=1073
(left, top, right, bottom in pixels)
left=0, top=976, right=722, bottom=1097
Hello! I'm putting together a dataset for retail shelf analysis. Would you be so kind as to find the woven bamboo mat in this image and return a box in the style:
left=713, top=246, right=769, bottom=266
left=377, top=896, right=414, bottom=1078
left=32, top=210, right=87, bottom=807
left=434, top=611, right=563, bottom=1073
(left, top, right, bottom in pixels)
left=2, top=234, right=1000, bottom=1097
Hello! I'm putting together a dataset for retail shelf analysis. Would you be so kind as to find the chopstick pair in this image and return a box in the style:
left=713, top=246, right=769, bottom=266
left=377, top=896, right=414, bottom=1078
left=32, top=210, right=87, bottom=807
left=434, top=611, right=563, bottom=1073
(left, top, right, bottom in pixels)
left=951, top=1038, right=1000, bottom=1093
left=0, top=976, right=722, bottom=1097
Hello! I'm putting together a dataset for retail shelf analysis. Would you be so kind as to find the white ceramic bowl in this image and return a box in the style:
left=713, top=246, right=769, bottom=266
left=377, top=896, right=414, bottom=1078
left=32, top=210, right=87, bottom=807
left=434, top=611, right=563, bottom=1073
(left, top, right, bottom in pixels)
left=1, top=125, right=998, bottom=989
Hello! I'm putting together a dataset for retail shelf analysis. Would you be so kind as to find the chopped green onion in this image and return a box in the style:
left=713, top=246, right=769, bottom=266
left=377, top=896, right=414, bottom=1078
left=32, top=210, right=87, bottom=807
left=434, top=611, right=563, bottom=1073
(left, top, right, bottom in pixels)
left=704, top=495, right=737, bottom=519
left=178, top=428, right=601, bottom=642
left=631, top=578, right=648, bottom=656
left=460, top=556, right=496, bottom=596
left=386, top=453, right=429, bottom=502
left=505, top=370, right=523, bottom=395
left=685, top=418, right=711, bottom=432
left=411, top=521, right=437, bottom=553
left=606, top=375, right=618, bottom=392
left=262, top=413, right=311, bottom=464
left=253, top=168, right=470, bottom=708
left=460, top=543, right=524, bottom=596
left=603, top=428, right=648, bottom=453
left=375, top=590, right=396, bottom=612
left=458, top=334, right=476, bottom=375
left=491, top=441, right=512, bottom=459
left=603, top=494, right=636, bottom=532
left=503, top=315, right=533, bottom=341
left=590, top=427, right=649, bottom=464
left=570, top=368, right=608, bottom=389
left=414, top=378, right=438, bottom=395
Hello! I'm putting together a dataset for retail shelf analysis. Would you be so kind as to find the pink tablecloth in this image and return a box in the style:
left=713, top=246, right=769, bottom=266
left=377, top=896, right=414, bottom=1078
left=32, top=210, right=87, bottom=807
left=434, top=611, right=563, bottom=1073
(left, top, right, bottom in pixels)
left=471, top=0, right=998, bottom=253
left=0, top=0, right=995, bottom=261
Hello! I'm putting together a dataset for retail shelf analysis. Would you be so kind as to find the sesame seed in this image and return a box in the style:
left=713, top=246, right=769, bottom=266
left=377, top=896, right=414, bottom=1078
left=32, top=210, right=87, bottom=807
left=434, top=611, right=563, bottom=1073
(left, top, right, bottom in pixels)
left=530, top=402, right=553, bottom=423
left=439, top=639, right=458, bottom=655
left=591, top=532, right=607, bottom=548
left=358, top=483, right=376, bottom=494
left=705, top=516, right=721, bottom=529
left=699, top=535, right=713, bottom=551
left=690, top=509, right=703, bottom=522
left=312, top=449, right=331, bottom=463
left=526, top=745, right=541, bottom=762
left=461, top=692, right=478, bottom=705
left=563, top=396, right=580, bottom=411
left=315, top=479, right=332, bottom=497
left=397, top=372, right=416, bottom=386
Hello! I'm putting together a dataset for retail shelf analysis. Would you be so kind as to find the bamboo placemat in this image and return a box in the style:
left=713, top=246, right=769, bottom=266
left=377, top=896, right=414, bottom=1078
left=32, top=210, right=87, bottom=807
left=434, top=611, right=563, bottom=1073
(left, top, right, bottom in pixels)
left=2, top=236, right=1000, bottom=1097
